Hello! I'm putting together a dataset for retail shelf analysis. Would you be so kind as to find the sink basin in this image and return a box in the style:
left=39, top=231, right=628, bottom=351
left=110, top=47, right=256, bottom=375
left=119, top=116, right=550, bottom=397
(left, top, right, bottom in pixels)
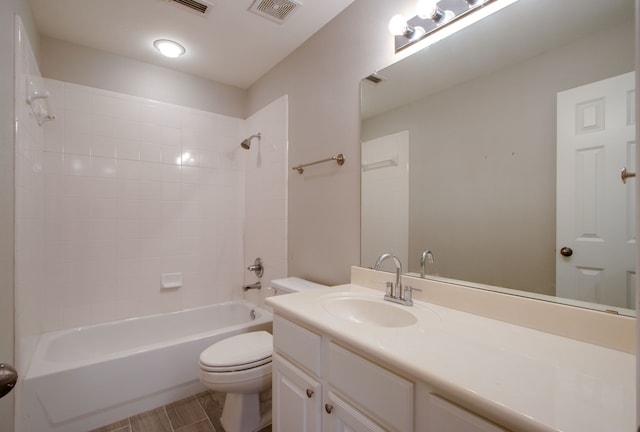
left=320, top=295, right=418, bottom=328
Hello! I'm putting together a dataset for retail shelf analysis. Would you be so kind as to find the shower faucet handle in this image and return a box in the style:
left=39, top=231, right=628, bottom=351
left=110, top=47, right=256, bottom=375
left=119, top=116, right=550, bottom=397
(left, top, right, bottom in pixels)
left=247, top=257, right=264, bottom=278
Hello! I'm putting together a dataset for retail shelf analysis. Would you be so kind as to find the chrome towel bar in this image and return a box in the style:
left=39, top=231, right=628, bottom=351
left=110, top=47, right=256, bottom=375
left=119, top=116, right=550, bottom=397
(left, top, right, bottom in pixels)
left=293, top=153, right=345, bottom=174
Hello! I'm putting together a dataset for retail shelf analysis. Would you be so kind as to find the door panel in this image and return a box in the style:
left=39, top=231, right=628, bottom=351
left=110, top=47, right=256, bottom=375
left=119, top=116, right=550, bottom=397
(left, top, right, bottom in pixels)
left=556, top=72, right=636, bottom=308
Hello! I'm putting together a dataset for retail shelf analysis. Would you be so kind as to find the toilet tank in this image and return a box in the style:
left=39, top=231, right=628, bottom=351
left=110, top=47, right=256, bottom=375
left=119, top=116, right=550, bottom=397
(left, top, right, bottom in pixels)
left=269, top=277, right=327, bottom=295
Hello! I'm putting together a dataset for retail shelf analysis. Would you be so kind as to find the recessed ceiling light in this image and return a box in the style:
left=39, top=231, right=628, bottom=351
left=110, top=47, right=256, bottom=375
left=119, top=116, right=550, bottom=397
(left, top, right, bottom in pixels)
left=153, top=39, right=186, bottom=58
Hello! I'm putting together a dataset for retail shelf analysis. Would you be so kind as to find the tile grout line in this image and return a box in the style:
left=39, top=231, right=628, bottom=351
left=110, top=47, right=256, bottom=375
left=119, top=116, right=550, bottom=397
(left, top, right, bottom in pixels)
left=163, top=406, right=175, bottom=432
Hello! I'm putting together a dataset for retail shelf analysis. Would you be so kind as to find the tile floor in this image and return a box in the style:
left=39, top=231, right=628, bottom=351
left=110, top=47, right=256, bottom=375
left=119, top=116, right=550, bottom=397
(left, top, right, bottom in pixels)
left=90, top=390, right=272, bottom=432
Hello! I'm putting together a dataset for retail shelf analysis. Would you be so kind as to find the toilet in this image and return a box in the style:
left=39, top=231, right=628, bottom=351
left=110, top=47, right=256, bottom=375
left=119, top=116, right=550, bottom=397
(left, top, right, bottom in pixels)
left=198, top=277, right=326, bottom=432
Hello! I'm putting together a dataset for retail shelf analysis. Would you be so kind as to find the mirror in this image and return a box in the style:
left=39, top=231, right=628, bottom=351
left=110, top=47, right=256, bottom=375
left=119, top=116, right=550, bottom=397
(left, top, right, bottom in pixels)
left=360, top=0, right=636, bottom=315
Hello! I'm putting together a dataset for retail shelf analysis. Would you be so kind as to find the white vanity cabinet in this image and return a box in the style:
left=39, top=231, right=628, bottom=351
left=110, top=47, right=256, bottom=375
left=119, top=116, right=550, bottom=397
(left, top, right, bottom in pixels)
left=272, top=314, right=513, bottom=432
left=272, top=316, right=323, bottom=432
left=272, top=352, right=322, bottom=431
left=272, top=315, right=414, bottom=432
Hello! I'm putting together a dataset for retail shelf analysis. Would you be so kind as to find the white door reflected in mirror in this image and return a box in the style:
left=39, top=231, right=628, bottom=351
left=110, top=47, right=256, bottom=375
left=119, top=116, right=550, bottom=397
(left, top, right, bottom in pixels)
left=556, top=72, right=636, bottom=309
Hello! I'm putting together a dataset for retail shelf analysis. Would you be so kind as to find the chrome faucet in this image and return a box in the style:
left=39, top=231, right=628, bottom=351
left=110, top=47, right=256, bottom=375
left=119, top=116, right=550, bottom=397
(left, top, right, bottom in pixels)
left=374, top=253, right=422, bottom=305
left=420, top=250, right=434, bottom=278
left=242, top=281, right=261, bottom=291
left=374, top=253, right=402, bottom=297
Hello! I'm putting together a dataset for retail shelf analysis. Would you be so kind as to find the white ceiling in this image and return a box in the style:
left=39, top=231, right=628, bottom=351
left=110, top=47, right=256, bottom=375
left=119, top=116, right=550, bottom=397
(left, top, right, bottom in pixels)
left=28, top=0, right=355, bottom=89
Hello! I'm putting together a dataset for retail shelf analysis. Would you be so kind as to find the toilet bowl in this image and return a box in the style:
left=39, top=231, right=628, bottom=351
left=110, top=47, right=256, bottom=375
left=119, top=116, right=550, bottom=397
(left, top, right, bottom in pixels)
left=198, top=277, right=326, bottom=432
left=199, top=331, right=273, bottom=432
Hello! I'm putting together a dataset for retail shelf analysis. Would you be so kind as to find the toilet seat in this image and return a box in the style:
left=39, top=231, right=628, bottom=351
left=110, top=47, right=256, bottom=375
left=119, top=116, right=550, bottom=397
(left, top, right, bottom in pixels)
left=199, top=331, right=273, bottom=372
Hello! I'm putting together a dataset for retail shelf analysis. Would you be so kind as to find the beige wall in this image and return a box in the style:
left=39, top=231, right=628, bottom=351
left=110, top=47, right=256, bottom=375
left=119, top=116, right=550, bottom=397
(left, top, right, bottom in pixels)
left=40, top=37, right=247, bottom=119
left=247, top=0, right=416, bottom=285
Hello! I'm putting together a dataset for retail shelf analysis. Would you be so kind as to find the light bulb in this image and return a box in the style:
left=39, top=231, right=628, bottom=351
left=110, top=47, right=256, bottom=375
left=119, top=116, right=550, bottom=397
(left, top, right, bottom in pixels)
left=153, top=39, right=186, bottom=58
left=416, top=0, right=437, bottom=18
left=416, top=0, right=445, bottom=21
left=388, top=14, right=409, bottom=36
left=412, top=26, right=426, bottom=40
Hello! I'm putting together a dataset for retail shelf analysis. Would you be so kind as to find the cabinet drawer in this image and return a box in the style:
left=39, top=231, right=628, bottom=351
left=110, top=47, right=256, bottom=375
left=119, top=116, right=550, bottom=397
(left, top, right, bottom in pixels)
left=327, top=342, right=413, bottom=431
left=273, top=315, right=322, bottom=376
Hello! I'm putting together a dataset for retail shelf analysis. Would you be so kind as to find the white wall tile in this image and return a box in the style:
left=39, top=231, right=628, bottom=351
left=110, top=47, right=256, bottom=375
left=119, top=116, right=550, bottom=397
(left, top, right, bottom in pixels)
left=140, top=123, right=162, bottom=144
left=39, top=81, right=249, bottom=329
left=65, top=132, right=91, bottom=155
left=116, top=139, right=140, bottom=161
left=65, top=154, right=90, bottom=176
left=91, top=156, right=116, bottom=178
left=65, top=109, right=92, bottom=135
left=92, top=114, right=116, bottom=137
left=140, top=141, right=161, bottom=162
left=140, top=162, right=162, bottom=182
left=162, top=164, right=181, bottom=183
left=92, top=135, right=117, bottom=158
left=140, top=200, right=162, bottom=219
left=242, top=96, right=288, bottom=305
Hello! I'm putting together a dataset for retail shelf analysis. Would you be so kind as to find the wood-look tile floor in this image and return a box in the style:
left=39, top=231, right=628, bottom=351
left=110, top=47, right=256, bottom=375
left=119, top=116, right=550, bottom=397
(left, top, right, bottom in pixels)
left=90, top=390, right=272, bottom=432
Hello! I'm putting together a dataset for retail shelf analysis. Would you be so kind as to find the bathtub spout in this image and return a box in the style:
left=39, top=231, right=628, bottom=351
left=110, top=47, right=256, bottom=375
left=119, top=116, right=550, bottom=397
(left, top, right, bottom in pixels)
left=243, top=281, right=261, bottom=291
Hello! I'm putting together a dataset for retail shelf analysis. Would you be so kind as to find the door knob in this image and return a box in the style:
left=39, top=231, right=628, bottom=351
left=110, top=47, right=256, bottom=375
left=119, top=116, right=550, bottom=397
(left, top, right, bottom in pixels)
left=306, top=389, right=314, bottom=398
left=325, top=403, right=334, bottom=414
left=0, top=363, right=18, bottom=399
left=560, top=247, right=573, bottom=257
left=621, top=167, right=636, bottom=184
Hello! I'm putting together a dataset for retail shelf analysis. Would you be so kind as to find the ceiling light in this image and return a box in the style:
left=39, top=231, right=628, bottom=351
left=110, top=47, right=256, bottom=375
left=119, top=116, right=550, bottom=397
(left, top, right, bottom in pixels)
left=153, top=39, right=186, bottom=58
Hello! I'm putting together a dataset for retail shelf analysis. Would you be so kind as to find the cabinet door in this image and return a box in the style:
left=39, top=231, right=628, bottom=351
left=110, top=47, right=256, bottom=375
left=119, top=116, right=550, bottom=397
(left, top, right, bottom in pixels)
left=323, top=391, right=386, bottom=432
left=273, top=352, right=322, bottom=432
left=427, top=394, right=507, bottom=432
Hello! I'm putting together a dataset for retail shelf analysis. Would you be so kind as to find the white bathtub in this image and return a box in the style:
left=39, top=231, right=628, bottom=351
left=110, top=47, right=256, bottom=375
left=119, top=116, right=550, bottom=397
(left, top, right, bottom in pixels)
left=19, top=301, right=272, bottom=432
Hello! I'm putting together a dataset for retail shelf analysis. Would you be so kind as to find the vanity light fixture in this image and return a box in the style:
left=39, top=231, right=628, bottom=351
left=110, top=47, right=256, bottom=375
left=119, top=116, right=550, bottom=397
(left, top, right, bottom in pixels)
left=390, top=0, right=515, bottom=52
left=388, top=15, right=426, bottom=41
left=153, top=39, right=186, bottom=58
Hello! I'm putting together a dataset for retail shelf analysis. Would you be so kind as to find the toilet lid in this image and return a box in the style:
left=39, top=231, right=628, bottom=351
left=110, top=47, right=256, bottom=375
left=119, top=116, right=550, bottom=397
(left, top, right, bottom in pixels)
left=200, top=331, right=273, bottom=371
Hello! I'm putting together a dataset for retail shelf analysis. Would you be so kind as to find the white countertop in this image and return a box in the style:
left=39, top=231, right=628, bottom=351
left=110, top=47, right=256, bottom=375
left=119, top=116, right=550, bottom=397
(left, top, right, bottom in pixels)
left=265, top=284, right=635, bottom=432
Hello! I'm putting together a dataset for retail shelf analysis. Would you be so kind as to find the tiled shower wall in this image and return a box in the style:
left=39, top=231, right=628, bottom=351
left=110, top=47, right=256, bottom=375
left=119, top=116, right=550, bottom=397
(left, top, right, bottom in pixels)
left=243, top=96, right=288, bottom=303
left=41, top=79, right=246, bottom=331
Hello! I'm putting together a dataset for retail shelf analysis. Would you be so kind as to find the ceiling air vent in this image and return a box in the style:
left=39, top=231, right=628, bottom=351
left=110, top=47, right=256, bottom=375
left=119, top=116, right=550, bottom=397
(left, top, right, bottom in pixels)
left=167, top=0, right=214, bottom=16
left=249, top=0, right=301, bottom=24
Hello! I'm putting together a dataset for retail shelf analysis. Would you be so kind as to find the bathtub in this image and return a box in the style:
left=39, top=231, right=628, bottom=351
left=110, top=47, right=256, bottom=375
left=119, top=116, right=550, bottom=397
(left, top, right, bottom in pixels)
left=19, top=300, right=272, bottom=432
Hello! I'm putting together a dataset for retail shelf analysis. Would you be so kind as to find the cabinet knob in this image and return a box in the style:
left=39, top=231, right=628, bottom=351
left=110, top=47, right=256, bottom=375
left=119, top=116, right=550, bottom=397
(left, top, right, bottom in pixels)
left=325, top=403, right=333, bottom=414
left=306, top=389, right=314, bottom=398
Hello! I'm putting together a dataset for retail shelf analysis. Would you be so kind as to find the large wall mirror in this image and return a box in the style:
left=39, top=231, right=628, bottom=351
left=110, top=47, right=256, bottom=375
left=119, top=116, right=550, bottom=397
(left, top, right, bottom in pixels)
left=360, top=0, right=636, bottom=316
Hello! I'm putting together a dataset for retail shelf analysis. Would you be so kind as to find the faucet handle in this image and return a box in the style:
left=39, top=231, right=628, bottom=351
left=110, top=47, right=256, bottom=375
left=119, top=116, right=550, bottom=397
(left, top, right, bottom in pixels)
left=385, top=281, right=394, bottom=297
left=403, top=285, right=422, bottom=302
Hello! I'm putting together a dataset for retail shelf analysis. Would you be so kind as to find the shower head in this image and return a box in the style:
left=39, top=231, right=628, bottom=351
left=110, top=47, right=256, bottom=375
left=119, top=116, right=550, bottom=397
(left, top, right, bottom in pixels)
left=241, top=133, right=261, bottom=150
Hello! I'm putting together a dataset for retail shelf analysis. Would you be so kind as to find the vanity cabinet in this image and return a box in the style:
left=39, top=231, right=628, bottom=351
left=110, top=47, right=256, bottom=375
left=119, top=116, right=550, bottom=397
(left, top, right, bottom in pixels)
left=272, top=352, right=322, bottom=431
left=272, top=315, right=413, bottom=432
left=272, top=314, right=512, bottom=432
